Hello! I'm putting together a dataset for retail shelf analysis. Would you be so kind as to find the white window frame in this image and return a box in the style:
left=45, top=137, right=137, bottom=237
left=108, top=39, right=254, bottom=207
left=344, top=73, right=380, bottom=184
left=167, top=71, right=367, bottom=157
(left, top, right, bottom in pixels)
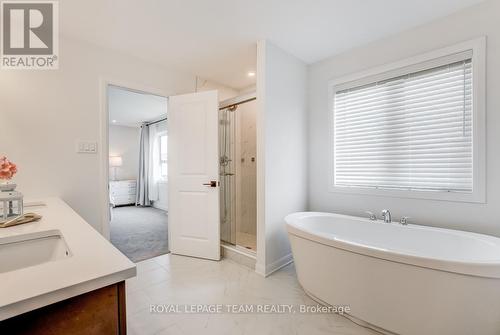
left=328, top=37, right=486, bottom=203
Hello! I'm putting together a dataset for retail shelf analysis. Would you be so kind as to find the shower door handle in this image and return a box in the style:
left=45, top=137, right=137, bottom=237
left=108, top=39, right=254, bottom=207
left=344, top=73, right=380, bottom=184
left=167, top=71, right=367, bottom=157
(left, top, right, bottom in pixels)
left=203, top=181, right=218, bottom=187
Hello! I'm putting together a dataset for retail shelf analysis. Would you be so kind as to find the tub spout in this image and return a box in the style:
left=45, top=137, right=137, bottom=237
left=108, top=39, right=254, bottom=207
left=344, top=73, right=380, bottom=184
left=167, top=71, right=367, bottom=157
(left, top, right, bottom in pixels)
left=381, top=209, right=392, bottom=223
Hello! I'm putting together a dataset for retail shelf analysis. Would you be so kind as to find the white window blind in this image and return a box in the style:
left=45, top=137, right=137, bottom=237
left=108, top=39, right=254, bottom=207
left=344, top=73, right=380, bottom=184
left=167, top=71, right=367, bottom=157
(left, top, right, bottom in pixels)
left=333, top=53, right=473, bottom=193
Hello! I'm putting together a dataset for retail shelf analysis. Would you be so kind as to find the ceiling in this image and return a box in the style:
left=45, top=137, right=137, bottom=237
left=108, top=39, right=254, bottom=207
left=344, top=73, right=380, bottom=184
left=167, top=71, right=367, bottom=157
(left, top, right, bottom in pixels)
left=108, top=86, right=167, bottom=127
left=61, top=0, right=485, bottom=90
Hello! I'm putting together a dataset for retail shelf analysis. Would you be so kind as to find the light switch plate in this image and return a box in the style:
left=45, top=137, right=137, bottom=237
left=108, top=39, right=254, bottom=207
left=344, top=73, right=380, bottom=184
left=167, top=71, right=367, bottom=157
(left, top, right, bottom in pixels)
left=76, top=141, right=98, bottom=154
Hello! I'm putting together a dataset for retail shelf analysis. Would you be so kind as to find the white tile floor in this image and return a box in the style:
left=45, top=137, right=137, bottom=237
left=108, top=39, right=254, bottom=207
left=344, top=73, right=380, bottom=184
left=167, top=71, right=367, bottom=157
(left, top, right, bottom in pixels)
left=126, top=254, right=378, bottom=335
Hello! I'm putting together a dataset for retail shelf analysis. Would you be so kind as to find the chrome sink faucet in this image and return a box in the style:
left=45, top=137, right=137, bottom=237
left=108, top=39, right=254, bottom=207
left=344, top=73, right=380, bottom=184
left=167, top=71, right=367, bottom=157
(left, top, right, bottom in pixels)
left=381, top=209, right=392, bottom=223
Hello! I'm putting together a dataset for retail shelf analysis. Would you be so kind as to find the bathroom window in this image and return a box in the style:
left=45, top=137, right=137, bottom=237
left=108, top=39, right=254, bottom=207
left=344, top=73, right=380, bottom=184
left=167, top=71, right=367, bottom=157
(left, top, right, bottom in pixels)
left=330, top=38, right=485, bottom=202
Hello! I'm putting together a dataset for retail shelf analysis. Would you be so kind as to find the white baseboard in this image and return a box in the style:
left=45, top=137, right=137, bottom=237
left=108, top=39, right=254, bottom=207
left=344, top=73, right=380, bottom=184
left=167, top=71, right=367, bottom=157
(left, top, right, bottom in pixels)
left=255, top=253, right=294, bottom=277
left=255, top=262, right=266, bottom=276
left=152, top=202, right=168, bottom=211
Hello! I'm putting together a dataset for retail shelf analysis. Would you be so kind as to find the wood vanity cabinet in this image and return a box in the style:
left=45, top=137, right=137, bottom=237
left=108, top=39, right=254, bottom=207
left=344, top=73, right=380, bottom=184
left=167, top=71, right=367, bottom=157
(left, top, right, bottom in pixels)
left=0, top=281, right=127, bottom=335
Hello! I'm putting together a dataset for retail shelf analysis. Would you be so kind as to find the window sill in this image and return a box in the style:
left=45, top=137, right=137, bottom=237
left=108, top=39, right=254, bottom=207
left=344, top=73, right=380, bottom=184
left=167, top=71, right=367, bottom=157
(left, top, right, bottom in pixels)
left=328, top=185, right=485, bottom=204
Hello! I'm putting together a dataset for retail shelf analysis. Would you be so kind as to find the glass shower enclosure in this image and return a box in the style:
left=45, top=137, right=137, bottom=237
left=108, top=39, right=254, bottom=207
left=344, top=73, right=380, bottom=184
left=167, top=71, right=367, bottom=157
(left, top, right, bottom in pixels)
left=219, top=97, right=257, bottom=252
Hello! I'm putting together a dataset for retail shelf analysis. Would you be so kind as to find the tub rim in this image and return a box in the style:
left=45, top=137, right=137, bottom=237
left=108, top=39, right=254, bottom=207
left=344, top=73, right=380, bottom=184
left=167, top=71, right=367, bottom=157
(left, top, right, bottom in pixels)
left=285, top=211, right=500, bottom=279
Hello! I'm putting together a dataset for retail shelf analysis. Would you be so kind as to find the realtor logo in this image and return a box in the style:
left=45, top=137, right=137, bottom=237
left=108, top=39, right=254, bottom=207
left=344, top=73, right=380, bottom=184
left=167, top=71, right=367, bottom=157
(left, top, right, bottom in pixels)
left=1, top=1, right=58, bottom=69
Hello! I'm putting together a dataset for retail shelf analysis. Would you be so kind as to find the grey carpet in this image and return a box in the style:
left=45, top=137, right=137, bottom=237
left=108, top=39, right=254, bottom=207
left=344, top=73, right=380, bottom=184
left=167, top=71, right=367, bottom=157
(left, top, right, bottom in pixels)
left=110, top=206, right=169, bottom=263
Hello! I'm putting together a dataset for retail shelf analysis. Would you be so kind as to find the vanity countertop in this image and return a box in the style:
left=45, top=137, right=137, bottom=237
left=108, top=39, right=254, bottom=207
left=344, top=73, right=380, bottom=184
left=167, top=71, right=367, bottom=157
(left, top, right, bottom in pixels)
left=0, top=197, right=136, bottom=321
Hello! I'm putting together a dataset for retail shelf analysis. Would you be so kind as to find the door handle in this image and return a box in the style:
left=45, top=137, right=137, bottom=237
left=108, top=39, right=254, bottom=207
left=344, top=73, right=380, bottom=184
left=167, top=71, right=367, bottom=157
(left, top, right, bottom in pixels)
left=203, top=181, right=218, bottom=187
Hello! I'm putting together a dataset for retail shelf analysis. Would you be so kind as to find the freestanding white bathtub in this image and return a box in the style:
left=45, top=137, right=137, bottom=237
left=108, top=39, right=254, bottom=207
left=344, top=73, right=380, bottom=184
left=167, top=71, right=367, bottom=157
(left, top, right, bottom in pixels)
left=286, top=212, right=500, bottom=335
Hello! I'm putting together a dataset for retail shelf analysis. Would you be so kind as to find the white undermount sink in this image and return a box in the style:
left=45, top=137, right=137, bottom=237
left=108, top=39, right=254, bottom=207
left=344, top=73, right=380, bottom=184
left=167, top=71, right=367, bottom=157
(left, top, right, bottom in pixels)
left=0, top=230, right=72, bottom=273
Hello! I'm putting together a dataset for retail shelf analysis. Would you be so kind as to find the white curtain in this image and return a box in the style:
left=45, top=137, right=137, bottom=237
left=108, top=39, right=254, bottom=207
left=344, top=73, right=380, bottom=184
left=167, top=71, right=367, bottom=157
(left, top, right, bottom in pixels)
left=148, top=123, right=161, bottom=201
left=136, top=123, right=151, bottom=206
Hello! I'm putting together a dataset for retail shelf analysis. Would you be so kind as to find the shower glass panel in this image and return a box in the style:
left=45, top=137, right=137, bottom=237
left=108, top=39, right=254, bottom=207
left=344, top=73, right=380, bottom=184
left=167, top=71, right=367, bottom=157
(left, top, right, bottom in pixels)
left=219, top=107, right=236, bottom=245
left=234, top=100, right=257, bottom=251
left=219, top=99, right=257, bottom=252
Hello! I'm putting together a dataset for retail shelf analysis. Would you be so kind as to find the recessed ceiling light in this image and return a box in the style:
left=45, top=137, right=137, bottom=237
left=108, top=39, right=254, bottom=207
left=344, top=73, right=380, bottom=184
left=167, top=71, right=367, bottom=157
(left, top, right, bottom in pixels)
left=112, top=120, right=117, bottom=123
left=247, top=71, right=256, bottom=77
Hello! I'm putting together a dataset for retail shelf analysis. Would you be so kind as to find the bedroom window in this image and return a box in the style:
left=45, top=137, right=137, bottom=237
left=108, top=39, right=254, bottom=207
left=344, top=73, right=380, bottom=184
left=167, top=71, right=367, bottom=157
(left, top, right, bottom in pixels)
left=330, top=38, right=485, bottom=202
left=159, top=134, right=167, bottom=179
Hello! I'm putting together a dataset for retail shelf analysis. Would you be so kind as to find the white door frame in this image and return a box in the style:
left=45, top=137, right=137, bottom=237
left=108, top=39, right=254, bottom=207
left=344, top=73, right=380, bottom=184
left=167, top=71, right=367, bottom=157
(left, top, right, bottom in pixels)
left=98, top=77, right=168, bottom=240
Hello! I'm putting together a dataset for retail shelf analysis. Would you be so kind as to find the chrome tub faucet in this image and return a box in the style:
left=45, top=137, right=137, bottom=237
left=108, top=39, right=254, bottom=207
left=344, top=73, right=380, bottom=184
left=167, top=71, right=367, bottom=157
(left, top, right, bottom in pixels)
left=365, top=211, right=377, bottom=221
left=381, top=209, right=392, bottom=223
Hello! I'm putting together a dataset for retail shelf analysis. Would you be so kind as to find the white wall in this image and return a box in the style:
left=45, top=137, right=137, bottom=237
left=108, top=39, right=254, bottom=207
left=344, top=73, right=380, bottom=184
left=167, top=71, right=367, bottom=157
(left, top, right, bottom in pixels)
left=238, top=85, right=257, bottom=95
left=308, top=0, right=500, bottom=237
left=256, top=41, right=308, bottom=276
left=196, top=78, right=240, bottom=102
left=108, top=125, right=140, bottom=181
left=0, top=36, right=237, bottom=233
left=153, top=180, right=168, bottom=211
left=108, top=86, right=168, bottom=127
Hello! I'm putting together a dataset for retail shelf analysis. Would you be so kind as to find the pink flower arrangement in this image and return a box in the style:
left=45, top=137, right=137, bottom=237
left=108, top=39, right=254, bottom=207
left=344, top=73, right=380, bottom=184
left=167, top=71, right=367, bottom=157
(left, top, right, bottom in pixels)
left=0, top=156, right=17, bottom=180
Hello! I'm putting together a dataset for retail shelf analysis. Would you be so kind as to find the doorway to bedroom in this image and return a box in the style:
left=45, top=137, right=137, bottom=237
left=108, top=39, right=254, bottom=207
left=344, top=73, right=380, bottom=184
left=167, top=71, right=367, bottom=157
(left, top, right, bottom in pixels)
left=107, top=85, right=169, bottom=262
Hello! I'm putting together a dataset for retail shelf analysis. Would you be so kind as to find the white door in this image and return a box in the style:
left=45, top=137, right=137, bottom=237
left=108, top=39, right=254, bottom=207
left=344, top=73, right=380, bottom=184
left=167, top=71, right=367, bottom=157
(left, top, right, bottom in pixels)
left=168, top=90, right=220, bottom=260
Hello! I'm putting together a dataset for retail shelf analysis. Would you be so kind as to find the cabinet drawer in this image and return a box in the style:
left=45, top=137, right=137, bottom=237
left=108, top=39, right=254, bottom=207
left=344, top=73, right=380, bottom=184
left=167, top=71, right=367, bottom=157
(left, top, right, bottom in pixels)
left=113, top=195, right=136, bottom=205
left=110, top=180, right=136, bottom=190
left=109, top=184, right=136, bottom=190
left=110, top=188, right=136, bottom=196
